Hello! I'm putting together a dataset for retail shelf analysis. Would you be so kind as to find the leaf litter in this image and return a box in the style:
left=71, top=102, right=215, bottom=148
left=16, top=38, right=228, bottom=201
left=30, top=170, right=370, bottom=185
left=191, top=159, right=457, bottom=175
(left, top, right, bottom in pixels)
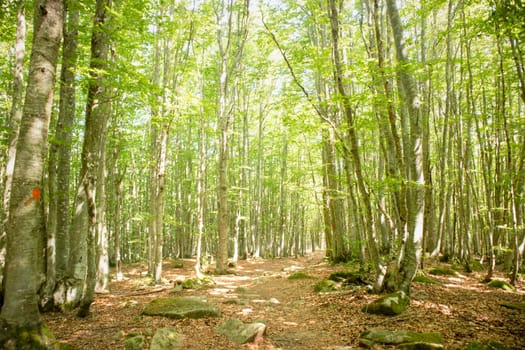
left=44, top=251, right=525, bottom=349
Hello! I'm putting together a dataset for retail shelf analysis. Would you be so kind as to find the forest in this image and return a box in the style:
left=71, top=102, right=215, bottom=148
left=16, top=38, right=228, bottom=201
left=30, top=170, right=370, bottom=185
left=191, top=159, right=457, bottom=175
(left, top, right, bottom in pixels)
left=0, top=0, right=524, bottom=349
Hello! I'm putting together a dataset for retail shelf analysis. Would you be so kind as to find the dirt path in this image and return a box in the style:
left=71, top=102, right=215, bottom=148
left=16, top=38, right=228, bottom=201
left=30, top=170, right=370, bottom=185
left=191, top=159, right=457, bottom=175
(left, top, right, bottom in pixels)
left=45, top=251, right=525, bottom=349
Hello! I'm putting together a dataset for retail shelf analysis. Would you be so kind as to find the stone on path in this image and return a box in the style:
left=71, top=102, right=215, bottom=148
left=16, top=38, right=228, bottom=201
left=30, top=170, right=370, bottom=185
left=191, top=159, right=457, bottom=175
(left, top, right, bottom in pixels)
left=359, top=329, right=443, bottom=349
left=487, top=279, right=515, bottom=291
left=124, top=335, right=145, bottom=350
left=215, top=318, right=266, bottom=344
left=150, top=327, right=182, bottom=350
left=466, top=341, right=509, bottom=350
left=362, top=291, right=409, bottom=315
left=142, top=296, right=221, bottom=319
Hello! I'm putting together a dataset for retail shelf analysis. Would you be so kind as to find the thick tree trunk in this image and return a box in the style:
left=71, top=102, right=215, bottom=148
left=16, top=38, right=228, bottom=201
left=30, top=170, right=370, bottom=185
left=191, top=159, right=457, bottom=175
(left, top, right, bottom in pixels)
left=385, top=0, right=425, bottom=294
left=0, top=0, right=63, bottom=343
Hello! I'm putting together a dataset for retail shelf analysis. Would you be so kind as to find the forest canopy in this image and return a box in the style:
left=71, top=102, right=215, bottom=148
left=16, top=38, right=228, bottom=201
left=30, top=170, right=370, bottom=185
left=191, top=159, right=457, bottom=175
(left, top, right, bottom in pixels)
left=0, top=0, right=524, bottom=343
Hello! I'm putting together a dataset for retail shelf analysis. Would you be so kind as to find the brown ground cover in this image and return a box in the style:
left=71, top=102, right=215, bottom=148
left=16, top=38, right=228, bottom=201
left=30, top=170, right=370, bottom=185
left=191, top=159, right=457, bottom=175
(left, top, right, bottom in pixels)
left=44, top=251, right=525, bottom=349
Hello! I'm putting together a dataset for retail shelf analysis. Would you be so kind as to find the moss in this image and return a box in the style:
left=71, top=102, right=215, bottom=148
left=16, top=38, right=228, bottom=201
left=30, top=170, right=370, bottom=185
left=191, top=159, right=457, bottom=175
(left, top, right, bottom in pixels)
left=0, top=322, right=60, bottom=350
left=428, top=266, right=458, bottom=276
left=487, top=279, right=515, bottom=291
left=499, top=302, right=525, bottom=311
left=328, top=271, right=369, bottom=285
left=413, top=275, right=440, bottom=284
left=124, top=335, right=145, bottom=350
left=181, top=276, right=215, bottom=290
left=171, top=259, right=184, bottom=268
left=142, top=297, right=221, bottom=319
left=360, top=329, right=442, bottom=348
left=288, top=271, right=313, bottom=280
left=314, top=279, right=339, bottom=293
left=469, top=260, right=484, bottom=272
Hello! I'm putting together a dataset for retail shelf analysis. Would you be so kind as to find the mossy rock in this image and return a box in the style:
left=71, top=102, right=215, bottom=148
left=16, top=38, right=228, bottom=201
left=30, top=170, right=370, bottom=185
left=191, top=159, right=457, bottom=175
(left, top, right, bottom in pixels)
left=171, top=259, right=184, bottom=268
left=413, top=275, right=440, bottom=284
left=499, top=302, right=525, bottom=311
left=328, top=271, right=369, bottom=286
left=215, top=319, right=266, bottom=344
left=360, top=329, right=442, bottom=349
left=150, top=327, right=182, bottom=350
left=362, top=291, right=409, bottom=316
left=469, top=260, right=484, bottom=272
left=466, top=341, right=510, bottom=350
left=0, top=322, right=59, bottom=350
left=143, top=297, right=221, bottom=319
left=288, top=271, right=314, bottom=280
left=487, top=279, right=515, bottom=291
left=124, top=335, right=145, bottom=350
left=179, top=276, right=215, bottom=290
left=428, top=266, right=458, bottom=276
left=314, top=279, right=339, bottom=293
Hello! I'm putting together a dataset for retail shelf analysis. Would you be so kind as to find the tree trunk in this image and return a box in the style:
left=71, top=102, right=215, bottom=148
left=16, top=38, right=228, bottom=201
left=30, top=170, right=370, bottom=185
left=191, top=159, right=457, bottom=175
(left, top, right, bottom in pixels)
left=67, top=0, right=111, bottom=317
left=215, top=0, right=250, bottom=273
left=385, top=0, right=426, bottom=294
left=327, top=0, right=385, bottom=290
left=1, top=2, right=25, bottom=303
left=0, top=0, right=63, bottom=344
left=42, top=0, right=79, bottom=310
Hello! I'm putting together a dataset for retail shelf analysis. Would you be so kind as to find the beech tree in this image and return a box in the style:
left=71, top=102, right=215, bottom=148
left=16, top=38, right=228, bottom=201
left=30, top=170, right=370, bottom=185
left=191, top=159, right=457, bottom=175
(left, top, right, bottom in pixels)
left=0, top=0, right=63, bottom=346
left=0, top=1, right=25, bottom=303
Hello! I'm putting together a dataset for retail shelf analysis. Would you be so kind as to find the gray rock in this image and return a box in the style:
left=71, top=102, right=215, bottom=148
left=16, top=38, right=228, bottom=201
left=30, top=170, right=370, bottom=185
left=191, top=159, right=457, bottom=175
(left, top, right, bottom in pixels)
left=142, top=297, right=221, bottom=319
left=215, top=319, right=266, bottom=344
left=362, top=291, right=409, bottom=315
left=360, top=329, right=442, bottom=349
left=150, top=327, right=182, bottom=350
left=124, top=335, right=145, bottom=350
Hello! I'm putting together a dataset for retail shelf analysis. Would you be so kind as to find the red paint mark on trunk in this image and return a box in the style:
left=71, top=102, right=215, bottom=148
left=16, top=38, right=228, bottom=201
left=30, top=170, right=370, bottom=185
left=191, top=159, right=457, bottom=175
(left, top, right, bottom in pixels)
left=32, top=187, right=41, bottom=201
left=24, top=187, right=41, bottom=206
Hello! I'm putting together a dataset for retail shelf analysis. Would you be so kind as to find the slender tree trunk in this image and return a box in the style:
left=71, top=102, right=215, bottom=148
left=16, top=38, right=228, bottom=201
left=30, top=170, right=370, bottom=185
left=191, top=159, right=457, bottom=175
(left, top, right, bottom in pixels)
left=114, top=160, right=123, bottom=281
left=74, top=0, right=112, bottom=317
left=215, top=0, right=249, bottom=273
left=327, top=0, right=385, bottom=290
left=95, top=127, right=110, bottom=293
left=1, top=2, right=25, bottom=301
left=195, top=104, right=207, bottom=277
left=0, top=0, right=63, bottom=343
left=42, top=0, right=79, bottom=310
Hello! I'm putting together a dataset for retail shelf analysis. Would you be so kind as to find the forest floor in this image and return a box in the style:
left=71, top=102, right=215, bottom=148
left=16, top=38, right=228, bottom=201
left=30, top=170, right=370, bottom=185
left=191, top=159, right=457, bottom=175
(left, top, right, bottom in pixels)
left=44, top=251, right=525, bottom=349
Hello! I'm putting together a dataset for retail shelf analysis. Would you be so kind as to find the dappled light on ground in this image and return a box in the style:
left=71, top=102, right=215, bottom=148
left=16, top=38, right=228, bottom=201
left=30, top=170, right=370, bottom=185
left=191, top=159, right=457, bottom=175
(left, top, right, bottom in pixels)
left=44, top=251, right=525, bottom=349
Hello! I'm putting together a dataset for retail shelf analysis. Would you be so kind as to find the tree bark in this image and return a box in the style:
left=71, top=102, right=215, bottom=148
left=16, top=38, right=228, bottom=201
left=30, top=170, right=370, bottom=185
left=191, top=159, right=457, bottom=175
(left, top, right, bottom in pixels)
left=215, top=0, right=250, bottom=274
left=0, top=0, right=63, bottom=338
left=42, top=0, right=79, bottom=310
left=0, top=2, right=25, bottom=304
left=385, top=0, right=425, bottom=294
left=64, top=0, right=111, bottom=317
left=327, top=0, right=385, bottom=290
